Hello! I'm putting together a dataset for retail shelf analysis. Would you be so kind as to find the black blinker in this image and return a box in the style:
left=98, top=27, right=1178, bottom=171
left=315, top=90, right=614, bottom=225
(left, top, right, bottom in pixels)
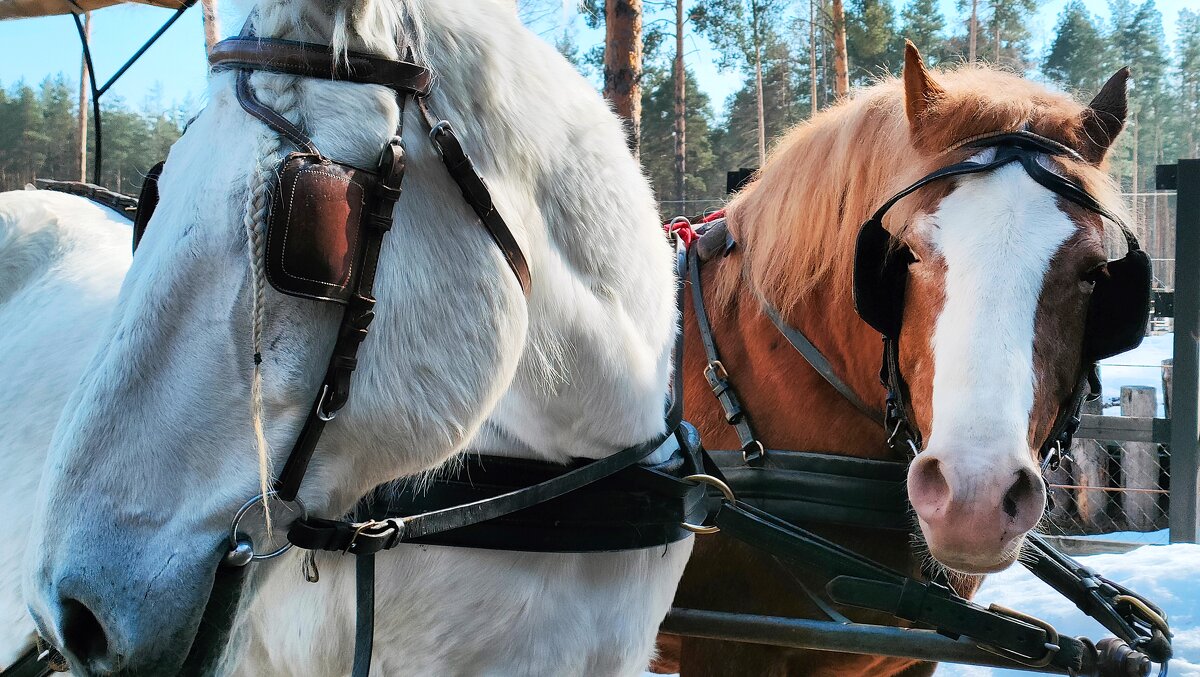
left=853, top=217, right=910, bottom=339
left=1085, top=248, right=1152, bottom=361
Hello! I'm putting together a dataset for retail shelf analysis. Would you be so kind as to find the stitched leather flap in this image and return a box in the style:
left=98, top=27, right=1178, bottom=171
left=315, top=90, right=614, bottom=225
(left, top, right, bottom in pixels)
left=266, top=154, right=375, bottom=304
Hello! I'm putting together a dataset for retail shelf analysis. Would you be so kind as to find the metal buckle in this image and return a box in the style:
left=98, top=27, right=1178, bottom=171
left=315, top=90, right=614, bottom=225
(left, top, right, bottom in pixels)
left=226, top=491, right=308, bottom=565
left=978, top=604, right=1061, bottom=668
left=682, top=474, right=737, bottom=535
left=345, top=518, right=404, bottom=554
left=704, top=360, right=728, bottom=383
left=742, top=440, right=765, bottom=464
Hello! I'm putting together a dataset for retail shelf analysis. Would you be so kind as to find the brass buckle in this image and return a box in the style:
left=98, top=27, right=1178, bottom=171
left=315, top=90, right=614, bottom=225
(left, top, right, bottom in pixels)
left=978, top=604, right=1061, bottom=668
left=682, top=474, right=737, bottom=535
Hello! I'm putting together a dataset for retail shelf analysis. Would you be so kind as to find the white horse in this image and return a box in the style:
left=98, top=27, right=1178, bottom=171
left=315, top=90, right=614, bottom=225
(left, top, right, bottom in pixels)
left=0, top=190, right=131, bottom=669
left=22, top=0, right=689, bottom=675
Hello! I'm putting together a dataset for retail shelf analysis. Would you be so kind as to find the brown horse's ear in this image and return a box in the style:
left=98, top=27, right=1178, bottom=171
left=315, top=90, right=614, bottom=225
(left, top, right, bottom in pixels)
left=902, top=40, right=945, bottom=131
left=1080, top=67, right=1130, bottom=164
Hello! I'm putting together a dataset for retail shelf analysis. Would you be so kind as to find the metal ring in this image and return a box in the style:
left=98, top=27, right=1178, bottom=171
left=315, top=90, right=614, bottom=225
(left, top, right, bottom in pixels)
left=1115, top=594, right=1172, bottom=635
left=316, top=384, right=337, bottom=422
left=682, top=474, right=737, bottom=535
left=228, top=491, right=307, bottom=562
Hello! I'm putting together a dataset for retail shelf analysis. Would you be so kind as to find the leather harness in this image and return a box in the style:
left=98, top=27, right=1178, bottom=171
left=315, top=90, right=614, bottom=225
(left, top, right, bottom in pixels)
left=677, top=130, right=1171, bottom=673
left=17, top=40, right=1173, bottom=677
left=199, top=32, right=700, bottom=677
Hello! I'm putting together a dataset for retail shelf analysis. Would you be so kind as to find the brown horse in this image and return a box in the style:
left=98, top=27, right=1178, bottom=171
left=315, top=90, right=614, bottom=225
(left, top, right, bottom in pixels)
left=657, top=43, right=1133, bottom=676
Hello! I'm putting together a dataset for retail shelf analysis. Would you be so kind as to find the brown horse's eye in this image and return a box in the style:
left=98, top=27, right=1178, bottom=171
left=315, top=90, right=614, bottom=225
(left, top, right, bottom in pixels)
left=1082, top=263, right=1108, bottom=285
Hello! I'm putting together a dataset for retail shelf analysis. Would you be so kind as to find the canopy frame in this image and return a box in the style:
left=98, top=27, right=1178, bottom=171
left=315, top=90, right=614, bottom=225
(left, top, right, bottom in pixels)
left=69, top=0, right=197, bottom=183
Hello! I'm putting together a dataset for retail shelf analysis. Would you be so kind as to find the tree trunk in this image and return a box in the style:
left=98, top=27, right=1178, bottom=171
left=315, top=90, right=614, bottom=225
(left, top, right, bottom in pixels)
left=994, top=22, right=1000, bottom=63
left=78, top=12, right=90, bottom=182
left=673, top=0, right=686, bottom=204
left=202, top=0, right=221, bottom=54
left=1131, top=111, right=1139, bottom=230
left=830, top=0, right=849, bottom=98
left=968, top=0, right=978, bottom=64
left=809, top=0, right=817, bottom=118
left=604, top=0, right=643, bottom=155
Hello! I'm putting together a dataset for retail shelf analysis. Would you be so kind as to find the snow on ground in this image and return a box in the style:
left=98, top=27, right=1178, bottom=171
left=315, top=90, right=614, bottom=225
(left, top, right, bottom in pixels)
left=938, top=543, right=1200, bottom=676
left=1099, top=333, right=1174, bottom=416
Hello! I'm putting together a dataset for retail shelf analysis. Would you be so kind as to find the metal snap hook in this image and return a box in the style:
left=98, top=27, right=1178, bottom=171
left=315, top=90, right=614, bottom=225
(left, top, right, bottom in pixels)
left=227, top=491, right=307, bottom=564
left=316, top=384, right=337, bottom=422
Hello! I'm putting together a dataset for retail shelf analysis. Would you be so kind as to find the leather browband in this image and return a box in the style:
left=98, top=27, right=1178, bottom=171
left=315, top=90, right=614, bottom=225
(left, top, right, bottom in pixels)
left=209, top=37, right=434, bottom=97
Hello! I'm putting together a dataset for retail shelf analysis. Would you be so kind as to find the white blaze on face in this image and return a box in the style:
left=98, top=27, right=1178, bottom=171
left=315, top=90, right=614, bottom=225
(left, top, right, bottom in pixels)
left=922, top=159, right=1076, bottom=470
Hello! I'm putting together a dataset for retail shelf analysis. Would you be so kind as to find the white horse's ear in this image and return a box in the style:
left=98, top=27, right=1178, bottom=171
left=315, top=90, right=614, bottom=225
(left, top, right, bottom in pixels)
left=1080, top=67, right=1130, bottom=164
left=902, top=40, right=945, bottom=131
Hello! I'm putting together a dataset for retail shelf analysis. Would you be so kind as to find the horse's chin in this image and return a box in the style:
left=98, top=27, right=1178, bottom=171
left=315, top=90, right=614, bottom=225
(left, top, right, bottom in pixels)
left=929, top=538, right=1024, bottom=575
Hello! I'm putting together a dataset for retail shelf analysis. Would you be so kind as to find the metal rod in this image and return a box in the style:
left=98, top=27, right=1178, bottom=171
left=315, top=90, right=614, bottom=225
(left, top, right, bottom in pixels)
left=71, top=11, right=102, bottom=183
left=1170, top=158, right=1200, bottom=544
left=661, top=609, right=1070, bottom=674
left=97, top=0, right=197, bottom=97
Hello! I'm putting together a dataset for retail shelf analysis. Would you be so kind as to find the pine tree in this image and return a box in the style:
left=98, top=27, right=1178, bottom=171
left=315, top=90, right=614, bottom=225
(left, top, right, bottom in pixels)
left=692, top=0, right=790, bottom=165
left=1176, top=9, right=1200, bottom=158
left=846, top=0, right=901, bottom=84
left=981, top=0, right=1036, bottom=69
left=640, top=66, right=718, bottom=215
left=899, top=0, right=947, bottom=65
left=1043, top=1, right=1110, bottom=94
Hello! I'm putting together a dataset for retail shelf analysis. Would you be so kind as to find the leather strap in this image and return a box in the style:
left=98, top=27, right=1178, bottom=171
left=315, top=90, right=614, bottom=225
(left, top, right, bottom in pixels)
left=235, top=70, right=319, bottom=155
left=210, top=37, right=433, bottom=97
left=288, top=421, right=680, bottom=554
left=0, top=647, right=57, bottom=677
left=687, top=244, right=764, bottom=464
left=337, top=429, right=707, bottom=553
left=709, top=499, right=1091, bottom=673
left=752, top=289, right=882, bottom=425
left=352, top=554, right=375, bottom=677
left=417, top=98, right=531, bottom=295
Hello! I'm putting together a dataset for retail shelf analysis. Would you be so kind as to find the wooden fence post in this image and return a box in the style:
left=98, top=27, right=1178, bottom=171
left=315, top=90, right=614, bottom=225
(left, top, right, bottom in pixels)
left=1121, top=386, right=1160, bottom=530
left=1073, top=397, right=1109, bottom=532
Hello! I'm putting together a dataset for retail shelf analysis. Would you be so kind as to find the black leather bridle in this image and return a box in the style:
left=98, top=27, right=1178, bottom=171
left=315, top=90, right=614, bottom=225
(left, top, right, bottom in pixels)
left=852, top=130, right=1152, bottom=468
left=675, top=130, right=1169, bottom=672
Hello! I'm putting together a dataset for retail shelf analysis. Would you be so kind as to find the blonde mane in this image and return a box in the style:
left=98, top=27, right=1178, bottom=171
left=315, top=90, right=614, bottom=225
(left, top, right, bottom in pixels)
left=721, top=65, right=1126, bottom=313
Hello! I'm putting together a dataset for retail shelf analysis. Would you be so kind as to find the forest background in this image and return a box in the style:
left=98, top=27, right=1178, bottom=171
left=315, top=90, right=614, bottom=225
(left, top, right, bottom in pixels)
left=1, top=0, right=1197, bottom=229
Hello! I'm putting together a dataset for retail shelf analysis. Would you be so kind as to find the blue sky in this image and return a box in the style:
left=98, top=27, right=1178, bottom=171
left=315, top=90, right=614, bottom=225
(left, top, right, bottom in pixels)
left=0, top=0, right=1189, bottom=118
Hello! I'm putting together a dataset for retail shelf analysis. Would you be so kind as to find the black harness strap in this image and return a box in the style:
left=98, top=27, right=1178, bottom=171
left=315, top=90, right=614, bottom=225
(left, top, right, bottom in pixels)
left=688, top=244, right=764, bottom=465
left=708, top=500, right=1095, bottom=672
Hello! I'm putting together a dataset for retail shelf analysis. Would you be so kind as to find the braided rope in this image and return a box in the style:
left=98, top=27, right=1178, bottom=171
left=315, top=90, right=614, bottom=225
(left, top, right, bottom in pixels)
left=241, top=0, right=304, bottom=528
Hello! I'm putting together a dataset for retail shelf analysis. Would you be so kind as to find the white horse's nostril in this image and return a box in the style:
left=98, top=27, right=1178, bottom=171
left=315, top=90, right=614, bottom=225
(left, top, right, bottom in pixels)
left=60, top=597, right=111, bottom=671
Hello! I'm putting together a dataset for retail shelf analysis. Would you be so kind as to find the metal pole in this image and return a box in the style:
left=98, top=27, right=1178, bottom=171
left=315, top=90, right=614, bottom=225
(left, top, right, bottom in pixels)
left=1170, top=158, right=1200, bottom=543
left=96, top=0, right=196, bottom=97
left=662, top=609, right=1070, bottom=673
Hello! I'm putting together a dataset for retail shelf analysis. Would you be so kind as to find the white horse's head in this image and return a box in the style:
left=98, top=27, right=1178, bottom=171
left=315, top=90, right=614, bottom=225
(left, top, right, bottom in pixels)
left=27, top=0, right=674, bottom=673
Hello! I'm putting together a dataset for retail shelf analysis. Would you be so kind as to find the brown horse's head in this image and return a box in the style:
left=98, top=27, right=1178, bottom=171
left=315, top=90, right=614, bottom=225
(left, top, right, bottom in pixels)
left=727, top=43, right=1132, bottom=574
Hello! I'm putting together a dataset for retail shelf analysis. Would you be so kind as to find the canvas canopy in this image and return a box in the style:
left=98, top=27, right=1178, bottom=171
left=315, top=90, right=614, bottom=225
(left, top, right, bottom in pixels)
left=0, top=0, right=186, bottom=20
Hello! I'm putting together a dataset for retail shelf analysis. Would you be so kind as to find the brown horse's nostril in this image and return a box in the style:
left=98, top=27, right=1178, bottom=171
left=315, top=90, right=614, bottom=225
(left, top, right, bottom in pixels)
left=1003, top=467, right=1040, bottom=521
left=60, top=597, right=110, bottom=668
left=908, top=456, right=950, bottom=514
